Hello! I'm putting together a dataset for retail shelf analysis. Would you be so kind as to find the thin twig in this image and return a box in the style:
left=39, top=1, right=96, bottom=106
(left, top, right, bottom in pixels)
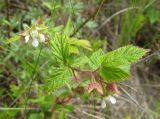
left=76, top=107, right=104, bottom=119
left=81, top=110, right=104, bottom=119
left=134, top=50, right=160, bottom=65
left=119, top=86, right=139, bottom=106
left=144, top=0, right=157, bottom=10
left=70, top=0, right=105, bottom=37
left=96, top=7, right=140, bottom=31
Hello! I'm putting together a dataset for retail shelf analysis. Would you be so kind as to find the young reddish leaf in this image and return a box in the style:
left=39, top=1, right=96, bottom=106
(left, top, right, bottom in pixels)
left=108, top=83, right=120, bottom=94
left=87, top=82, right=103, bottom=94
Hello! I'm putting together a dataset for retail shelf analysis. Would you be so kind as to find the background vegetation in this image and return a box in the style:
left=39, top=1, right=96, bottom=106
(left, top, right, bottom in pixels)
left=0, top=0, right=160, bottom=119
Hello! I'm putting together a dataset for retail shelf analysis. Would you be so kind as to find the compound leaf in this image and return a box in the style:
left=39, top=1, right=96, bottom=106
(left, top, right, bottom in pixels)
left=101, top=45, right=148, bottom=67
left=89, top=49, right=104, bottom=70
left=51, top=34, right=70, bottom=64
left=100, top=66, right=129, bottom=82
left=99, top=45, right=148, bottom=82
left=68, top=38, right=92, bottom=51
left=46, top=67, right=72, bottom=92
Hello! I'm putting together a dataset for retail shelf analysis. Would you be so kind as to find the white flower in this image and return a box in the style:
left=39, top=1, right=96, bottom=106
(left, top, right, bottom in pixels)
left=39, top=34, right=45, bottom=42
left=101, top=100, right=106, bottom=109
left=32, top=39, right=39, bottom=47
left=108, top=96, right=116, bottom=104
left=25, top=35, right=30, bottom=43
left=104, top=94, right=118, bottom=104
left=24, top=25, right=47, bottom=47
left=31, top=30, right=38, bottom=38
left=36, top=27, right=41, bottom=30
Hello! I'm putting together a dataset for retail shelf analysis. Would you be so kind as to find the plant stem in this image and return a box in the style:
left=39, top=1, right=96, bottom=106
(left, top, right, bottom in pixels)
left=74, top=68, right=97, bottom=75
left=24, top=44, right=43, bottom=119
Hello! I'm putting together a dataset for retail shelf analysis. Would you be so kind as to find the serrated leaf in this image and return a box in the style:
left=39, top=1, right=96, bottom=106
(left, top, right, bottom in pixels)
left=146, top=7, right=160, bottom=24
left=69, top=46, right=79, bottom=54
left=68, top=38, right=92, bottom=51
left=89, top=49, right=104, bottom=70
left=6, top=35, right=20, bottom=44
left=100, top=66, right=129, bottom=82
left=43, top=2, right=60, bottom=10
left=99, top=45, right=147, bottom=82
left=101, top=45, right=148, bottom=67
left=51, top=34, right=70, bottom=63
left=64, top=16, right=72, bottom=35
left=46, top=67, right=72, bottom=92
left=70, top=55, right=89, bottom=67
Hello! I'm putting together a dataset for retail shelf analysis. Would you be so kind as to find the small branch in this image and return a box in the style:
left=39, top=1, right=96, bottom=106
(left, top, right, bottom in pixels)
left=96, top=7, right=140, bottom=32
left=10, top=4, right=27, bottom=10
left=119, top=86, right=139, bottom=106
left=134, top=49, right=160, bottom=65
left=70, top=0, right=105, bottom=37
left=144, top=0, right=157, bottom=10
left=99, top=78, right=108, bottom=84
left=81, top=110, right=104, bottom=119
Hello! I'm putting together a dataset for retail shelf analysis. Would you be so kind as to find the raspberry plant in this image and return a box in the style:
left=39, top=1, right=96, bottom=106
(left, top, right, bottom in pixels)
left=7, top=19, right=148, bottom=117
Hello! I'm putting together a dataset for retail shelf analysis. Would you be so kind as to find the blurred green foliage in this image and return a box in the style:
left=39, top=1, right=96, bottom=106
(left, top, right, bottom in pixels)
left=0, top=0, right=159, bottom=119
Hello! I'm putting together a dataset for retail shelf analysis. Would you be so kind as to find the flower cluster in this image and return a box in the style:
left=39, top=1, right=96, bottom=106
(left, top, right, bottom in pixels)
left=24, top=25, right=47, bottom=47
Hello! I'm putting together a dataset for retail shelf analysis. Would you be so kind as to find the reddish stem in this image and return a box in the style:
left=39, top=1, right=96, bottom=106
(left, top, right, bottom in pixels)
left=73, top=68, right=98, bottom=75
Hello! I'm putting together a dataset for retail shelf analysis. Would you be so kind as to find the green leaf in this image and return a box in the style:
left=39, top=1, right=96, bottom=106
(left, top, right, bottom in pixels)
left=89, top=49, right=104, bottom=70
left=86, top=20, right=98, bottom=28
left=6, top=35, right=20, bottom=44
left=59, top=111, right=66, bottom=119
left=57, top=105, right=74, bottom=113
left=146, top=7, right=160, bottom=24
left=64, top=16, right=72, bottom=35
left=99, top=45, right=148, bottom=82
left=68, top=38, right=92, bottom=51
left=43, top=2, right=60, bottom=10
left=30, top=95, right=55, bottom=111
left=46, top=67, right=72, bottom=92
left=70, top=55, right=89, bottom=68
left=29, top=113, right=44, bottom=119
left=101, top=45, right=148, bottom=67
left=100, top=66, right=129, bottom=82
left=51, top=34, right=70, bottom=63
left=69, top=46, right=79, bottom=54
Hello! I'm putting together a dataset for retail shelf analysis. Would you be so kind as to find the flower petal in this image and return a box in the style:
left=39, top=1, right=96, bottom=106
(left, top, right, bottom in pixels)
left=39, top=34, right=45, bottom=42
left=31, top=30, right=38, bottom=38
left=32, top=39, right=39, bottom=47
left=36, top=27, right=41, bottom=30
left=101, top=100, right=106, bottom=109
left=109, top=96, right=116, bottom=104
left=25, top=35, right=30, bottom=43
